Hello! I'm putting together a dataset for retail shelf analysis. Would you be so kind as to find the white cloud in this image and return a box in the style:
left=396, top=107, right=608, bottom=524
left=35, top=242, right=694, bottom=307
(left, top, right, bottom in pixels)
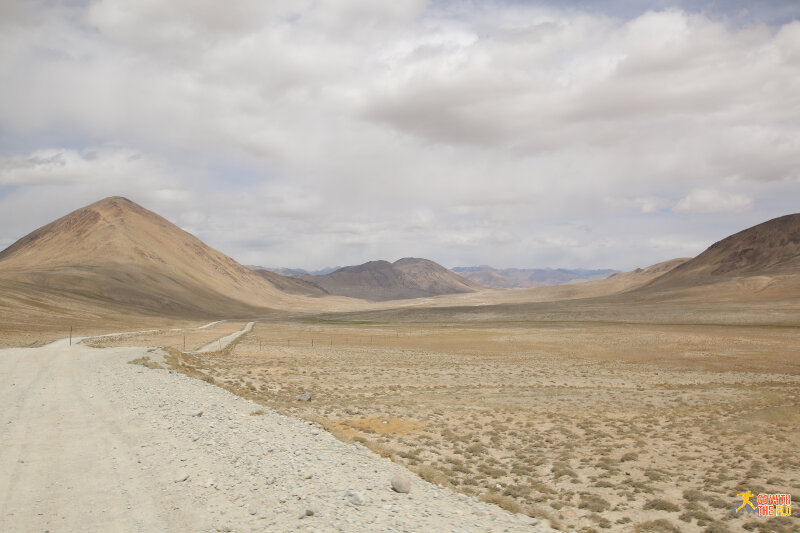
left=674, top=189, right=754, bottom=213
left=0, top=147, right=172, bottom=187
left=0, top=2, right=798, bottom=270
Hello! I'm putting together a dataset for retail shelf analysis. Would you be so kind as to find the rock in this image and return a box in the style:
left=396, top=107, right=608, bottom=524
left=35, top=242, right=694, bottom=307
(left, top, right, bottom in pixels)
left=391, top=474, right=411, bottom=493
left=298, top=505, right=319, bottom=518
left=349, top=491, right=367, bottom=506
left=192, top=410, right=203, bottom=417
left=297, top=392, right=312, bottom=402
left=174, top=473, right=190, bottom=482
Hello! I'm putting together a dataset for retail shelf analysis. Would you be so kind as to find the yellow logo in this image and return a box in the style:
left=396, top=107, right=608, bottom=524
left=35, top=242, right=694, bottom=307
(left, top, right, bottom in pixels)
left=737, top=491, right=756, bottom=513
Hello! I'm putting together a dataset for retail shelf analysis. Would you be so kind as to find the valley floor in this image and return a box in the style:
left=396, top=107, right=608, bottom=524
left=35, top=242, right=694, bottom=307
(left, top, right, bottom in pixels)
left=119, top=316, right=800, bottom=533
left=0, top=332, right=552, bottom=533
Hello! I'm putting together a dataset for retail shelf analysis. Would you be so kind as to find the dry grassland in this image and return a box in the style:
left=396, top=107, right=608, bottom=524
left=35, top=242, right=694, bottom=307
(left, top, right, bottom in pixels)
left=84, top=320, right=249, bottom=351
left=110, top=315, right=799, bottom=532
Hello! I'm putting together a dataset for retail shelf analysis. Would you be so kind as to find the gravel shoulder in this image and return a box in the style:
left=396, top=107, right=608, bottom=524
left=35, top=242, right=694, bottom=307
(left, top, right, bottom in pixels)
left=0, top=337, right=553, bottom=532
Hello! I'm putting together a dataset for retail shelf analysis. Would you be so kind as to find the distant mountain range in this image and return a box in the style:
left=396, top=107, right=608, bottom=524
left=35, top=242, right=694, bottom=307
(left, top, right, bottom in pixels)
left=1, top=196, right=797, bottom=329
left=450, top=266, right=619, bottom=289
left=295, top=258, right=478, bottom=301
left=252, top=266, right=341, bottom=277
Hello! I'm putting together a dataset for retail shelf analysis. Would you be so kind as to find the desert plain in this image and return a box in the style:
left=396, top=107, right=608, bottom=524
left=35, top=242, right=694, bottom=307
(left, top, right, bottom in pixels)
left=86, top=295, right=800, bottom=533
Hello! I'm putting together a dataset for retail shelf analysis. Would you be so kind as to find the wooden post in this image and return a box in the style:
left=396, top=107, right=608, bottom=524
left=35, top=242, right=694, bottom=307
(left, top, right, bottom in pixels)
left=183, top=335, right=186, bottom=351
left=69, top=326, right=72, bottom=346
left=312, top=338, right=314, bottom=347
left=218, top=339, right=222, bottom=351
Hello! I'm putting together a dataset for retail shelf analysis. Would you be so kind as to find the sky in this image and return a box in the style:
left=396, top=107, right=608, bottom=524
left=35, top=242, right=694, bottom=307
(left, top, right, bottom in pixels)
left=0, top=1, right=798, bottom=271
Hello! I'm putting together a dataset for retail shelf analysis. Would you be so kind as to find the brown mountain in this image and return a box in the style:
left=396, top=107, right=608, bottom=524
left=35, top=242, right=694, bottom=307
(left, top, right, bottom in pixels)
left=252, top=268, right=329, bottom=297
left=300, top=257, right=480, bottom=301
left=642, top=213, right=800, bottom=291
left=0, top=196, right=304, bottom=320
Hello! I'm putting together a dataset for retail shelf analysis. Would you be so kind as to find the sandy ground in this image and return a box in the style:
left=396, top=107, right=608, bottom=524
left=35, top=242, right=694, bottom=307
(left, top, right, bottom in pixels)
left=0, top=333, right=554, bottom=533
left=149, top=318, right=800, bottom=533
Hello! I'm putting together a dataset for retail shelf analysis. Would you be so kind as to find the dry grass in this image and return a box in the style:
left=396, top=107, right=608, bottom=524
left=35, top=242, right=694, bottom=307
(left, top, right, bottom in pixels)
left=143, top=312, right=799, bottom=532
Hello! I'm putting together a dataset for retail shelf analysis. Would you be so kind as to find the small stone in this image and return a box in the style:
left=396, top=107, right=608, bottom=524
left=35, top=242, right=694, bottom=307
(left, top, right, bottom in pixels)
left=298, top=505, right=319, bottom=518
left=192, top=410, right=203, bottom=417
left=297, top=392, right=312, bottom=402
left=304, top=471, right=313, bottom=479
left=390, top=474, right=411, bottom=494
left=349, top=491, right=367, bottom=506
left=175, top=474, right=190, bottom=482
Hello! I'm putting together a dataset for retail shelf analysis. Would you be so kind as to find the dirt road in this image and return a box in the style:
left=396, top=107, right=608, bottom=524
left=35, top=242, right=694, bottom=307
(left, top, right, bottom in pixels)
left=0, top=337, right=552, bottom=532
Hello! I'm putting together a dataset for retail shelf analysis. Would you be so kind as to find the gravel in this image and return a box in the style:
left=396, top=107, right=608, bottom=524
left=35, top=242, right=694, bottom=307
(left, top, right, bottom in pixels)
left=0, top=336, right=555, bottom=532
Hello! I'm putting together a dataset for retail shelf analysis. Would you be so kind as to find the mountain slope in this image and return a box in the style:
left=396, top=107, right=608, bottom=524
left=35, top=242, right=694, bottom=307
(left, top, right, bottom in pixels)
left=300, top=257, right=479, bottom=301
left=0, top=196, right=302, bottom=319
left=252, top=268, right=329, bottom=297
left=642, top=213, right=800, bottom=291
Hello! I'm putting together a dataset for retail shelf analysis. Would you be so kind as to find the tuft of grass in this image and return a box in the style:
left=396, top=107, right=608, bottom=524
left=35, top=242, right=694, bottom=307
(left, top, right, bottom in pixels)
left=643, top=499, right=680, bottom=512
left=128, top=356, right=162, bottom=369
left=579, top=493, right=611, bottom=512
left=634, top=519, right=681, bottom=533
left=482, top=491, right=522, bottom=514
left=413, top=464, right=449, bottom=487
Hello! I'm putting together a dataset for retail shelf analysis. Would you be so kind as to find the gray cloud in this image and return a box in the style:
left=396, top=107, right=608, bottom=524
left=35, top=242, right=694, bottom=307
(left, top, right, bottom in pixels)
left=0, top=1, right=798, bottom=271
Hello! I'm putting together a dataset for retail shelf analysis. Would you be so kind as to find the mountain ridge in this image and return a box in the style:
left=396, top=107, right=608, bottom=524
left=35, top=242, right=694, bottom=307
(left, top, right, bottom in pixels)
left=297, top=257, right=480, bottom=301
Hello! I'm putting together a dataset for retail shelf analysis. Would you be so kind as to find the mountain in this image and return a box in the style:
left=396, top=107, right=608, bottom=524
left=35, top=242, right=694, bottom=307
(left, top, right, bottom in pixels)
left=299, top=257, right=480, bottom=301
left=451, top=266, right=619, bottom=289
left=640, top=214, right=800, bottom=294
left=251, top=268, right=329, bottom=297
left=0, top=196, right=303, bottom=320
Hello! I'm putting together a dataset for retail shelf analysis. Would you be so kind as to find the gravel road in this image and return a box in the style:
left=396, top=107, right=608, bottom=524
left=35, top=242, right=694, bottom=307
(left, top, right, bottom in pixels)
left=0, top=336, right=554, bottom=532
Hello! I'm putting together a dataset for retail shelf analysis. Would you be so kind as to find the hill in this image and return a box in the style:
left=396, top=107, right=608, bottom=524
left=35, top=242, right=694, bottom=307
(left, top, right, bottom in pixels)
left=0, top=196, right=305, bottom=322
left=645, top=214, right=800, bottom=287
left=299, top=257, right=479, bottom=301
left=452, top=266, right=618, bottom=288
left=628, top=214, right=800, bottom=304
left=252, top=268, right=329, bottom=297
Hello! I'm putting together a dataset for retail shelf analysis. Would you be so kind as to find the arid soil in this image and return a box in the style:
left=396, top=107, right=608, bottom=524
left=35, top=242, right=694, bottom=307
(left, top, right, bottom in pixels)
left=124, top=316, right=800, bottom=533
left=1, top=334, right=553, bottom=533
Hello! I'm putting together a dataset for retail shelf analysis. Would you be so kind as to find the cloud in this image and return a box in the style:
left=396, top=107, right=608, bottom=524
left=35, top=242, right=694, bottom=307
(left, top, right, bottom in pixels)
left=0, top=147, right=174, bottom=186
left=674, top=189, right=754, bottom=213
left=0, top=2, right=798, bottom=270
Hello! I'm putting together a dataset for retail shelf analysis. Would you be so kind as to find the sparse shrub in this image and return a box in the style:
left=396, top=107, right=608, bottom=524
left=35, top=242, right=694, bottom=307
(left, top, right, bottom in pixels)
left=643, top=499, right=680, bottom=512
left=588, top=513, right=612, bottom=529
left=482, top=491, right=522, bottom=514
left=682, top=489, right=705, bottom=502
left=128, top=356, right=162, bottom=369
left=703, top=522, right=732, bottom=533
left=579, top=493, right=611, bottom=512
left=634, top=519, right=681, bottom=533
left=413, top=465, right=449, bottom=487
